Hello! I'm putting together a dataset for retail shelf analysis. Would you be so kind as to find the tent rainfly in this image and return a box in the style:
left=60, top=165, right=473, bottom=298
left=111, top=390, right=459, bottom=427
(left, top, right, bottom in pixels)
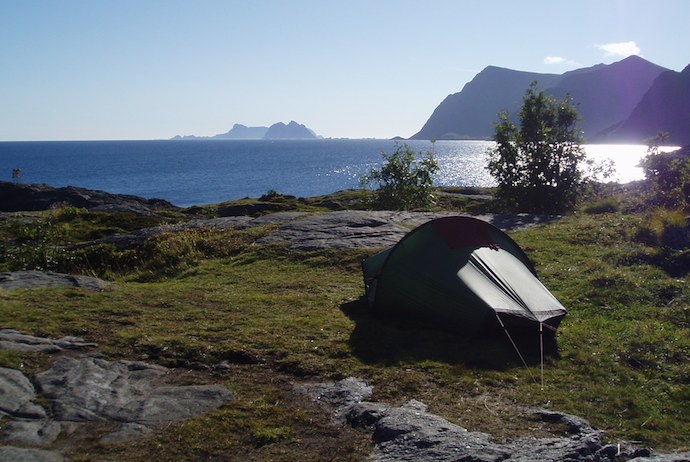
left=362, top=216, right=567, bottom=336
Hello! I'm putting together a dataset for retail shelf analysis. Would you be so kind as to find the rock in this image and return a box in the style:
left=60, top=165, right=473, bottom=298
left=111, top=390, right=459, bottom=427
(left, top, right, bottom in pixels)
left=299, top=377, right=374, bottom=413
left=361, top=400, right=509, bottom=462
left=34, top=357, right=234, bottom=426
left=258, top=210, right=412, bottom=250
left=0, top=329, right=97, bottom=353
left=0, top=181, right=178, bottom=214
left=218, top=202, right=295, bottom=217
left=302, top=378, right=689, bottom=462
left=628, top=452, right=690, bottom=462
left=1, top=331, right=237, bottom=446
left=0, top=271, right=110, bottom=291
left=0, top=367, right=47, bottom=419
left=0, top=446, right=65, bottom=462
left=3, top=419, right=62, bottom=446
left=257, top=211, right=556, bottom=250
left=75, top=213, right=305, bottom=251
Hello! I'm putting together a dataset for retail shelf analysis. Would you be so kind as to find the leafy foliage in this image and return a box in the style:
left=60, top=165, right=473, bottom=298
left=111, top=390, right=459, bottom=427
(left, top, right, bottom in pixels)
left=640, top=133, right=690, bottom=210
left=487, top=82, right=589, bottom=213
left=361, top=143, right=439, bottom=210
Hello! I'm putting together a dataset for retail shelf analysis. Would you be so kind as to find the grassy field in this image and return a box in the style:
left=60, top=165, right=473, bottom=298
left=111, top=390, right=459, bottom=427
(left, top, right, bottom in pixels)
left=0, top=186, right=688, bottom=460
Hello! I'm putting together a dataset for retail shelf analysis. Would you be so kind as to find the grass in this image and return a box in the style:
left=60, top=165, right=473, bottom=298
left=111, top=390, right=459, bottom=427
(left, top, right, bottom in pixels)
left=0, top=186, right=689, bottom=459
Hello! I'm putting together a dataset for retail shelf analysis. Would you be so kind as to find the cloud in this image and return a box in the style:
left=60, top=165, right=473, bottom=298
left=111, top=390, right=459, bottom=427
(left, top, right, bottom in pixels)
left=597, top=41, right=641, bottom=57
left=544, top=56, right=566, bottom=64
left=544, top=56, right=581, bottom=67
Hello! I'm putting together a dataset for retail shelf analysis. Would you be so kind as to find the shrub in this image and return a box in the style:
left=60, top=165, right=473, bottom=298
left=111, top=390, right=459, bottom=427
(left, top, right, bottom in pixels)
left=640, top=134, right=690, bottom=210
left=360, top=143, right=439, bottom=210
left=487, top=82, right=589, bottom=213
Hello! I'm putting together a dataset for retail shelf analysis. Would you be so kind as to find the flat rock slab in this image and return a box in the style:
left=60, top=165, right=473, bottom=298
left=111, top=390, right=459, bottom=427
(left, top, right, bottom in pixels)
left=35, top=356, right=234, bottom=426
left=0, top=271, right=110, bottom=291
left=81, top=211, right=307, bottom=250
left=74, top=210, right=553, bottom=252
left=0, top=329, right=97, bottom=353
left=258, top=211, right=556, bottom=250
left=0, top=446, right=65, bottom=462
left=258, top=211, right=412, bottom=250
left=0, top=331, right=235, bottom=450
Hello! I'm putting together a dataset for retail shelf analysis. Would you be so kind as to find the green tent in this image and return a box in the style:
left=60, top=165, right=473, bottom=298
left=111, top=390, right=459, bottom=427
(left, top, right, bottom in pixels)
left=362, top=216, right=566, bottom=336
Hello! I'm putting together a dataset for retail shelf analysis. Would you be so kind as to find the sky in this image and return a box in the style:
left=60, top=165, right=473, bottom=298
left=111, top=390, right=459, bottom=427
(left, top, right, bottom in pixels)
left=1, top=0, right=689, bottom=141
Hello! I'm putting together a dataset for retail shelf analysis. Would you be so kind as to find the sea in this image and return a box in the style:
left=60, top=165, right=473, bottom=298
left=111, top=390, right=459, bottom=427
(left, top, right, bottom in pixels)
left=0, top=139, right=652, bottom=208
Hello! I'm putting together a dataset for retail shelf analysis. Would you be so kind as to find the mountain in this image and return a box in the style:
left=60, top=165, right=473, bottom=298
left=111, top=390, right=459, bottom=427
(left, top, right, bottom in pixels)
left=592, top=64, right=690, bottom=146
left=549, top=56, right=669, bottom=138
left=411, top=56, right=670, bottom=142
left=214, top=124, right=268, bottom=139
left=263, top=121, right=318, bottom=139
left=412, top=66, right=560, bottom=140
left=172, top=121, right=319, bottom=140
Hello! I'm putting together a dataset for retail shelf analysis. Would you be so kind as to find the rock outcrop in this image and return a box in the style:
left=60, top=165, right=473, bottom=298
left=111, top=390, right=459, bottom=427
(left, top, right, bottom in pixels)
left=0, top=271, right=110, bottom=291
left=302, top=378, right=690, bottom=462
left=0, top=181, right=179, bottom=214
left=0, top=331, right=235, bottom=460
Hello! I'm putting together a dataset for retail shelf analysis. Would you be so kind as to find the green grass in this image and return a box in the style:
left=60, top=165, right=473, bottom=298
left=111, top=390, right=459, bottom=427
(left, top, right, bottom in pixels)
left=0, top=190, right=689, bottom=459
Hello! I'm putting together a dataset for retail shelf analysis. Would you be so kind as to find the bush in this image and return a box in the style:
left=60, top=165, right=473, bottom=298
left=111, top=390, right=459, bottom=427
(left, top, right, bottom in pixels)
left=640, top=135, right=690, bottom=210
left=360, top=143, right=439, bottom=210
left=487, top=82, right=589, bottom=213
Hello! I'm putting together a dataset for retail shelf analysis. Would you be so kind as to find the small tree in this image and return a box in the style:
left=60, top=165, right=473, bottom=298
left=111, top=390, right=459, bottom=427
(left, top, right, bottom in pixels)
left=487, top=82, right=588, bottom=213
left=361, top=143, right=439, bottom=210
left=640, top=132, right=690, bottom=210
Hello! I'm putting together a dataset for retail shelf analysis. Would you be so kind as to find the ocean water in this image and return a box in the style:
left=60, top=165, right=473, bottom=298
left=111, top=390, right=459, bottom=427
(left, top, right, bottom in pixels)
left=0, top=139, right=650, bottom=207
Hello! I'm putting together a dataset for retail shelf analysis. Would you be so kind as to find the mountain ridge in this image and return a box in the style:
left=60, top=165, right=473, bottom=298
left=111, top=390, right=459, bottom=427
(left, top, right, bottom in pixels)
left=591, top=63, right=690, bottom=146
left=410, top=56, right=681, bottom=144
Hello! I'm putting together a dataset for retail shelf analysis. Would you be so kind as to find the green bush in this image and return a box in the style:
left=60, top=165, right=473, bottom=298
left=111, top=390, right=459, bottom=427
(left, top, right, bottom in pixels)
left=640, top=136, right=690, bottom=210
left=360, top=143, right=439, bottom=210
left=487, top=82, right=589, bottom=213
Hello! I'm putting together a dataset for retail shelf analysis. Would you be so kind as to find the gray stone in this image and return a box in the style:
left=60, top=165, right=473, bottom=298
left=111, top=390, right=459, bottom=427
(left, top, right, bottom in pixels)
left=0, top=181, right=178, bottom=214
left=0, top=271, right=110, bottom=291
left=368, top=400, right=509, bottom=462
left=0, top=366, right=47, bottom=419
left=35, top=357, right=234, bottom=425
left=629, top=452, right=690, bottom=462
left=0, top=446, right=64, bottom=462
left=303, top=378, right=674, bottom=462
left=0, top=329, right=97, bottom=352
left=258, top=210, right=412, bottom=250
left=309, top=377, right=374, bottom=410
left=3, top=419, right=62, bottom=446
left=257, top=211, right=557, bottom=250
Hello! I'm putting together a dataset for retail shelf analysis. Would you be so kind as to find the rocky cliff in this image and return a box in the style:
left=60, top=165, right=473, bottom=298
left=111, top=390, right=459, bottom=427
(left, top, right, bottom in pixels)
left=411, top=56, right=672, bottom=142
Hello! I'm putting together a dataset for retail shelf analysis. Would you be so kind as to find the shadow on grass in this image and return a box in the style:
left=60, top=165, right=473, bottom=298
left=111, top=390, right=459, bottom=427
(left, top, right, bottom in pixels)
left=340, top=298, right=560, bottom=370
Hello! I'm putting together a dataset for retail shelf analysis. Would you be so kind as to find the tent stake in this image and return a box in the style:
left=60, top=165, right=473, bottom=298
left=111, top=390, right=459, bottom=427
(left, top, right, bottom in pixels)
left=495, top=314, right=538, bottom=386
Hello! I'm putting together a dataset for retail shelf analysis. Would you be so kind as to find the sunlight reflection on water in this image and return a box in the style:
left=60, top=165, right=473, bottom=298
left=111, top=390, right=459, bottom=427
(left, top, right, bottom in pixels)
left=430, top=141, right=672, bottom=187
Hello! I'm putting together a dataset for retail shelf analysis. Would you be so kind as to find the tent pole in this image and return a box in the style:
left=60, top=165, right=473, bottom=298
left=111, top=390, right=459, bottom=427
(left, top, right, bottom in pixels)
left=495, top=314, right=538, bottom=386
left=540, top=322, right=544, bottom=390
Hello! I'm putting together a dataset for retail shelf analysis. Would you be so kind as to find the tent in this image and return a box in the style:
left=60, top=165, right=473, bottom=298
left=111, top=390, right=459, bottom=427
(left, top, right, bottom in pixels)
left=362, top=216, right=567, bottom=337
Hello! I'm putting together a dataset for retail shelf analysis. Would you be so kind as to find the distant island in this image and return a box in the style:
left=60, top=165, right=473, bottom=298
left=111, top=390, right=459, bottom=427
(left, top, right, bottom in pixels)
left=172, top=121, right=321, bottom=140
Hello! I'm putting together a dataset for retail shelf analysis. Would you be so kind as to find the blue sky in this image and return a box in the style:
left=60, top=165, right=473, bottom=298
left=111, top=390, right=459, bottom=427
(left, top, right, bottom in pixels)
left=1, top=0, right=689, bottom=141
